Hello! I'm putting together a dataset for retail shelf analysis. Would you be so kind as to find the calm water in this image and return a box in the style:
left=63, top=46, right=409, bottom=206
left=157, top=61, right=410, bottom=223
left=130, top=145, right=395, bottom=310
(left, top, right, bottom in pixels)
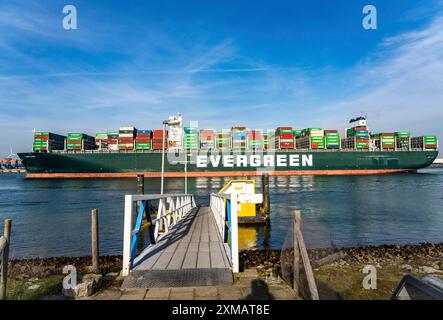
left=1, top=169, right=443, bottom=259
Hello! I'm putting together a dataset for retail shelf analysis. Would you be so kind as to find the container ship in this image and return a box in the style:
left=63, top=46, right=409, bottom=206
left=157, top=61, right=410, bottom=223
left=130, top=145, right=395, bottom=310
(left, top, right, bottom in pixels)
left=18, top=115, right=439, bottom=178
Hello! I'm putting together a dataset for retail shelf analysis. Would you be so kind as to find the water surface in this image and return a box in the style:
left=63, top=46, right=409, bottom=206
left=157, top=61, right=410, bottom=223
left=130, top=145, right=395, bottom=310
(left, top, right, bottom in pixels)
left=0, top=169, right=442, bottom=258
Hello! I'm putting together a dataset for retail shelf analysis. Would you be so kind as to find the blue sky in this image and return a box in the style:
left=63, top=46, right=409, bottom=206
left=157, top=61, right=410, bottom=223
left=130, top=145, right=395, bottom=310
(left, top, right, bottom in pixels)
left=1, top=0, right=443, bottom=154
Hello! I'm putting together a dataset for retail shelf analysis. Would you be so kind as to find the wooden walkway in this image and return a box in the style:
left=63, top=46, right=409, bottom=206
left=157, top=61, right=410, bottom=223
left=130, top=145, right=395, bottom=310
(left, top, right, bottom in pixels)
left=122, top=206, right=233, bottom=288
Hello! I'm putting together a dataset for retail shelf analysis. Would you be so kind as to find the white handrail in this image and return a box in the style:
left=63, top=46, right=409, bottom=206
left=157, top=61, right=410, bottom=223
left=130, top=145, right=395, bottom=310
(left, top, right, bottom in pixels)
left=122, top=193, right=196, bottom=276
left=209, top=193, right=239, bottom=273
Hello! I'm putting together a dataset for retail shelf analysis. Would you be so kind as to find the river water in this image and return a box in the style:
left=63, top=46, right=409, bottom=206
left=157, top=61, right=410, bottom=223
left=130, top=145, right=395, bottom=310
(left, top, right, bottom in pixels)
left=1, top=169, right=442, bottom=259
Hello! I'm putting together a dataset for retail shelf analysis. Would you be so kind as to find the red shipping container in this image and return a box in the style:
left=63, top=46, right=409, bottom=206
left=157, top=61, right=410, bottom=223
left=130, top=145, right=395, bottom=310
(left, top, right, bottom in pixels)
left=280, top=142, right=294, bottom=149
left=324, top=130, right=339, bottom=133
left=380, top=133, right=395, bottom=136
left=136, top=137, right=151, bottom=142
left=278, top=134, right=294, bottom=139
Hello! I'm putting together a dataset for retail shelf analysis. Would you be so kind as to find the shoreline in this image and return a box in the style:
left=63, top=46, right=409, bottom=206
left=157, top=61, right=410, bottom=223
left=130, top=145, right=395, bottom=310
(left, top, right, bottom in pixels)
left=7, top=242, right=443, bottom=278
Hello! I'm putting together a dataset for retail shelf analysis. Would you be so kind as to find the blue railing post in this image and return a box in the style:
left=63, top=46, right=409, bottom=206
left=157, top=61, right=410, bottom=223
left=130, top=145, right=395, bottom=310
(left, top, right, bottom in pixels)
left=130, top=200, right=146, bottom=268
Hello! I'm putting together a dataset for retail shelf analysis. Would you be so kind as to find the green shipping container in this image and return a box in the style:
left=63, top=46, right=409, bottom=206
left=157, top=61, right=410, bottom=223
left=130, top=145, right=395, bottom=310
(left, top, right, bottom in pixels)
left=395, top=132, right=410, bottom=138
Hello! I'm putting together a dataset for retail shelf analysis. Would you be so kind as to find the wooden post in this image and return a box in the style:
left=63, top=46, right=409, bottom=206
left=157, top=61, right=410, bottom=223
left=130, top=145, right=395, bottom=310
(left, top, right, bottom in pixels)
left=91, top=209, right=99, bottom=273
left=0, top=219, right=11, bottom=300
left=293, top=210, right=301, bottom=296
left=262, top=173, right=270, bottom=218
left=137, top=174, right=144, bottom=195
left=293, top=210, right=319, bottom=300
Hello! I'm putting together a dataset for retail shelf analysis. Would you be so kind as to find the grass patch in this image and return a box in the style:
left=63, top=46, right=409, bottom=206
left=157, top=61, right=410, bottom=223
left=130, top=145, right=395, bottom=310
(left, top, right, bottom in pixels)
left=7, top=275, right=65, bottom=300
left=314, top=264, right=417, bottom=300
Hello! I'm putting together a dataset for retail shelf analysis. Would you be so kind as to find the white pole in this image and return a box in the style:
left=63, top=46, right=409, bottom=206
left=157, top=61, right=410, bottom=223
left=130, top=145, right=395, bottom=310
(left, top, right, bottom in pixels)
left=184, top=152, right=188, bottom=194
left=122, top=195, right=133, bottom=276
left=161, top=123, right=166, bottom=195
left=230, top=194, right=239, bottom=273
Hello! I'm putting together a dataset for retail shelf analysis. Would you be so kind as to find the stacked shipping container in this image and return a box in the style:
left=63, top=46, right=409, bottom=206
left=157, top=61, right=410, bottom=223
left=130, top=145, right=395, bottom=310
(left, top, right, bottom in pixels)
left=118, top=127, right=136, bottom=151
left=30, top=122, right=439, bottom=153
left=33, top=132, right=65, bottom=152
left=152, top=130, right=168, bottom=151
left=135, top=130, right=152, bottom=150
left=67, top=133, right=95, bottom=151
left=395, top=132, right=410, bottom=150
left=324, top=130, right=340, bottom=149
left=107, top=132, right=119, bottom=151
left=200, top=130, right=215, bottom=150
left=95, top=133, right=108, bottom=150
left=263, top=132, right=272, bottom=150
left=274, top=127, right=295, bottom=149
left=184, top=127, right=199, bottom=150
left=411, top=136, right=438, bottom=150
left=231, top=127, right=247, bottom=151
left=296, top=128, right=324, bottom=149
left=346, top=127, right=370, bottom=149
left=216, top=131, right=231, bottom=150
left=380, top=133, right=395, bottom=150
left=248, top=130, right=263, bottom=149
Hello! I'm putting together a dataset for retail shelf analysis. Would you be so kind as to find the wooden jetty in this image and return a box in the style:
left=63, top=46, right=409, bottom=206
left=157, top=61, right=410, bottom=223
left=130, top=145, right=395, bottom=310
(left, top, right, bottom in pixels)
left=122, top=193, right=240, bottom=289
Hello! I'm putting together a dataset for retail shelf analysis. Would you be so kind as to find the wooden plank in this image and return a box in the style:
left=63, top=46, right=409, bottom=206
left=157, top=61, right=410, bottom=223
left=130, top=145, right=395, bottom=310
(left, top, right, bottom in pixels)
left=136, top=248, right=164, bottom=270
left=186, top=242, right=200, bottom=253
left=175, top=240, right=190, bottom=253
left=199, top=242, right=210, bottom=252
left=166, top=252, right=186, bottom=270
left=197, top=251, right=211, bottom=269
left=164, top=238, right=180, bottom=253
left=209, top=242, right=226, bottom=268
left=182, top=252, right=198, bottom=269
left=151, top=252, right=174, bottom=270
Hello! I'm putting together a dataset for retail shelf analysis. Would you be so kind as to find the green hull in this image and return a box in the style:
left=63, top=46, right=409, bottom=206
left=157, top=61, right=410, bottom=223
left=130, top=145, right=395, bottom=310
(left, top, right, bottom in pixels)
left=18, top=150, right=438, bottom=178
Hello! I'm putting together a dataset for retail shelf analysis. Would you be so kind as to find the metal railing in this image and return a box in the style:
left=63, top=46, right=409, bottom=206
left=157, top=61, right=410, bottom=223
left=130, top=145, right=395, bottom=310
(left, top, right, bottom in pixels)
left=122, top=194, right=196, bottom=276
left=210, top=193, right=239, bottom=272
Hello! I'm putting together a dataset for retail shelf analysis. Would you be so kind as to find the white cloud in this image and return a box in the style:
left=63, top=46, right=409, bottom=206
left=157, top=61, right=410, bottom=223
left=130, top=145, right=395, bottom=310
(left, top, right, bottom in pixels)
left=314, top=16, right=443, bottom=139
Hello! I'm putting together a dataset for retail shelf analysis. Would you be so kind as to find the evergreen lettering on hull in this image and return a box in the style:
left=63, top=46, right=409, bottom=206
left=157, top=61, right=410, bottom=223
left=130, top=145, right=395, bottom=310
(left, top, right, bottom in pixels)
left=196, top=154, right=313, bottom=168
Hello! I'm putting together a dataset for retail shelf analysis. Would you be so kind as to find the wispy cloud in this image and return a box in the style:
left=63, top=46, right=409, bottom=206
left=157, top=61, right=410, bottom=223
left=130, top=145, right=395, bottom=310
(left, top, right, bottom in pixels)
left=312, top=16, right=443, bottom=138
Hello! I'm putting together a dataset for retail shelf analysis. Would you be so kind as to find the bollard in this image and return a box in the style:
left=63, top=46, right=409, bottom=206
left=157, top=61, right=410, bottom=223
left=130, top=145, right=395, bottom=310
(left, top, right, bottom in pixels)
left=91, top=209, right=99, bottom=273
left=262, top=173, right=270, bottom=218
left=137, top=174, right=145, bottom=195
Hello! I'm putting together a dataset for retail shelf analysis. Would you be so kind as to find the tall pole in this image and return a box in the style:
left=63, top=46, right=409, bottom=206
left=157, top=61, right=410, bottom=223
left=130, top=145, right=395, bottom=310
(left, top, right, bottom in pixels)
left=161, top=123, right=166, bottom=195
left=184, top=152, right=188, bottom=194
left=91, top=209, right=99, bottom=273
left=262, top=173, right=270, bottom=218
